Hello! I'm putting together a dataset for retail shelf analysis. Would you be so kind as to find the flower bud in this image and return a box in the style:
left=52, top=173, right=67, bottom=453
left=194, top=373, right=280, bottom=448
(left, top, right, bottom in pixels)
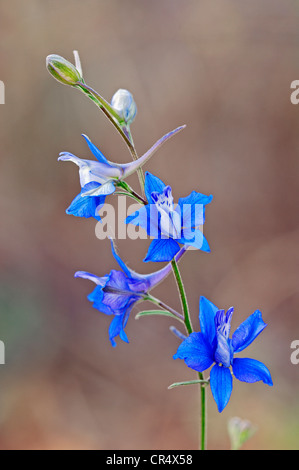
left=228, top=417, right=256, bottom=450
left=111, top=89, right=137, bottom=125
left=46, top=54, right=82, bottom=86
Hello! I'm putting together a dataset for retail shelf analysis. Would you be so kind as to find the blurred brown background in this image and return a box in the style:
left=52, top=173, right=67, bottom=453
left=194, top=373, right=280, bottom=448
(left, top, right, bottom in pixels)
left=0, top=0, right=298, bottom=450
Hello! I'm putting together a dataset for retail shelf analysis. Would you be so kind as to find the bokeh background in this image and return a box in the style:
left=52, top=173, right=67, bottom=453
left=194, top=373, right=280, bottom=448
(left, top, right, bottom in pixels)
left=0, top=0, right=298, bottom=450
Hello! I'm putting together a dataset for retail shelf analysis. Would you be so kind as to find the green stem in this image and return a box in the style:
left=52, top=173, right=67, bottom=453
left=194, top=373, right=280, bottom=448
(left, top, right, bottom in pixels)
left=76, top=82, right=137, bottom=157
left=116, top=181, right=147, bottom=205
left=126, top=126, right=145, bottom=194
left=171, top=257, right=206, bottom=450
left=171, top=258, right=193, bottom=335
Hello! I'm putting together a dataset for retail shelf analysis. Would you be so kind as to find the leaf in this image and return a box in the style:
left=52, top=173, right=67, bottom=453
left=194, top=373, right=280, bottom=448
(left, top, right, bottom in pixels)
left=168, top=379, right=209, bottom=390
left=135, top=309, right=180, bottom=321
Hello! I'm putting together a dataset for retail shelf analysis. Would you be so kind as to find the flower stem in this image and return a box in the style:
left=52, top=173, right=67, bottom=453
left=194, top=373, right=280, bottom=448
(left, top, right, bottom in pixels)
left=171, top=258, right=193, bottom=335
left=171, top=256, right=207, bottom=450
left=126, top=126, right=145, bottom=194
left=76, top=82, right=145, bottom=195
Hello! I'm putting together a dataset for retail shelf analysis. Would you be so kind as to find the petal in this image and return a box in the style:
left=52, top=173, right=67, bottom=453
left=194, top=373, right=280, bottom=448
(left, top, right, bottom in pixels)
left=143, top=238, right=180, bottom=263
left=58, top=153, right=110, bottom=187
left=81, top=134, right=112, bottom=166
left=81, top=180, right=116, bottom=197
left=110, top=239, right=134, bottom=278
left=210, top=364, right=233, bottom=413
left=232, top=310, right=267, bottom=353
left=232, top=358, right=273, bottom=386
left=74, top=271, right=108, bottom=287
left=173, top=332, right=214, bottom=372
left=108, top=312, right=130, bottom=347
left=144, top=172, right=166, bottom=204
left=177, top=191, right=213, bottom=228
left=66, top=184, right=105, bottom=220
left=178, top=228, right=211, bottom=252
left=199, top=296, right=218, bottom=345
left=87, top=286, right=115, bottom=315
left=125, top=204, right=159, bottom=236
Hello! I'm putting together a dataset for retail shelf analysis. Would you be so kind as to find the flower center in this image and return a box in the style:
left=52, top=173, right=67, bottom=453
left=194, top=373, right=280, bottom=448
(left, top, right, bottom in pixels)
left=214, top=308, right=234, bottom=367
left=151, top=186, right=181, bottom=239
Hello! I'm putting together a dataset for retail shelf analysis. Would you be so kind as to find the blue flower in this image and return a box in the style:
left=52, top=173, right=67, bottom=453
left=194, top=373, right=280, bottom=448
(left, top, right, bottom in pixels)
left=59, top=127, right=185, bottom=221
left=174, top=296, right=273, bottom=412
left=75, top=240, right=182, bottom=346
left=126, top=172, right=213, bottom=262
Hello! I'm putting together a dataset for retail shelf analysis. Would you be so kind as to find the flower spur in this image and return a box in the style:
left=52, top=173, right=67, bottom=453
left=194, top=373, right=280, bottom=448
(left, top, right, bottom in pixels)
left=58, top=126, right=185, bottom=221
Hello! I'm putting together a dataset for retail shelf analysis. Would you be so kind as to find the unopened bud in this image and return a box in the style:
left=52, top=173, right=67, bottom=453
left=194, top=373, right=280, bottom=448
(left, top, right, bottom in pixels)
left=46, top=54, right=82, bottom=86
left=228, top=417, right=256, bottom=450
left=111, top=89, right=137, bottom=125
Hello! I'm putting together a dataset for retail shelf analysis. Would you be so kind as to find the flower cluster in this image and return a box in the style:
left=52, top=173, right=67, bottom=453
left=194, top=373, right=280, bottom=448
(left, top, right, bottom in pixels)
left=47, top=52, right=272, bottom=425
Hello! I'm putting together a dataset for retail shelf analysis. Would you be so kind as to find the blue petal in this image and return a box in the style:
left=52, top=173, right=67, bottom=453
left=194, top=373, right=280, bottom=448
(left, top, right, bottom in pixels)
left=74, top=271, right=108, bottom=287
left=110, top=240, right=133, bottom=278
left=199, top=296, right=218, bottom=346
left=173, top=332, right=214, bottom=372
left=210, top=364, right=233, bottom=412
left=177, top=191, right=213, bottom=228
left=81, top=134, right=112, bottom=166
left=178, top=228, right=211, bottom=252
left=143, top=238, right=180, bottom=263
left=126, top=204, right=160, bottom=237
left=87, top=286, right=115, bottom=315
left=108, top=312, right=130, bottom=347
left=144, top=172, right=166, bottom=204
left=66, top=182, right=106, bottom=221
left=232, top=310, right=267, bottom=353
left=232, top=358, right=273, bottom=386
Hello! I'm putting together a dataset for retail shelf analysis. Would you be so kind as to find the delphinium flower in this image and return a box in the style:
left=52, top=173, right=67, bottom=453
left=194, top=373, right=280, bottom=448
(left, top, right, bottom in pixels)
left=59, top=127, right=185, bottom=221
left=174, top=296, right=273, bottom=412
left=75, top=240, right=186, bottom=346
left=126, top=172, right=213, bottom=262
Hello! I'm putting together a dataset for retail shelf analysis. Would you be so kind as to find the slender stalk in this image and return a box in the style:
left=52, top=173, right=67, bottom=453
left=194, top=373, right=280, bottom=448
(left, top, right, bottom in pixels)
left=199, top=372, right=206, bottom=451
left=76, top=82, right=137, bottom=156
left=171, top=258, right=193, bottom=335
left=126, top=126, right=145, bottom=194
left=116, top=181, right=147, bottom=205
left=171, top=256, right=207, bottom=450
left=76, top=82, right=145, bottom=195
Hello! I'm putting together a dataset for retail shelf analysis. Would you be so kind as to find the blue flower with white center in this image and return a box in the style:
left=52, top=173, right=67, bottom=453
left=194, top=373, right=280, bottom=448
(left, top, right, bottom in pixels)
left=174, top=296, right=273, bottom=412
left=75, top=240, right=181, bottom=347
left=126, top=172, right=213, bottom=262
left=59, top=127, right=185, bottom=221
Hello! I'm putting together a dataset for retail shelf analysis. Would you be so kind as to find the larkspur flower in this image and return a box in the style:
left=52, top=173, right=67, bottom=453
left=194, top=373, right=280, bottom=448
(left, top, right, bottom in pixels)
left=174, top=296, right=273, bottom=412
left=75, top=240, right=186, bottom=346
left=58, top=126, right=185, bottom=221
left=126, top=172, right=213, bottom=262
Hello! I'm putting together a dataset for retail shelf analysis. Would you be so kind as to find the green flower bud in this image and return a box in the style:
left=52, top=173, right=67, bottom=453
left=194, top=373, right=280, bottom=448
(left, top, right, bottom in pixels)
left=46, top=54, right=82, bottom=86
left=228, top=417, right=256, bottom=450
left=111, top=89, right=137, bottom=125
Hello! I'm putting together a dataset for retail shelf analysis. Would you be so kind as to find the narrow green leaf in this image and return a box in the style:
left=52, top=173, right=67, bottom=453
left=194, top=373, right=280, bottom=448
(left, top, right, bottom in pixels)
left=135, top=309, right=180, bottom=321
left=168, top=379, right=209, bottom=390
